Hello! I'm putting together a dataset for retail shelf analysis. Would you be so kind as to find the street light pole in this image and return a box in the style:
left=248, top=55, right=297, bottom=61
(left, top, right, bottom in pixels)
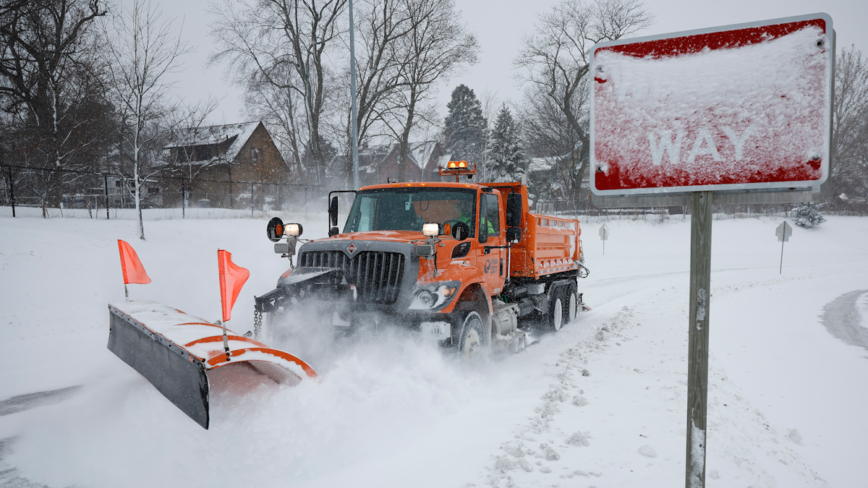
left=349, top=0, right=360, bottom=190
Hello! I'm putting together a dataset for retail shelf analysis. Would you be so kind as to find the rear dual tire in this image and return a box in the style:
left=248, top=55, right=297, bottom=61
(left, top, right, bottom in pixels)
left=547, top=283, right=579, bottom=332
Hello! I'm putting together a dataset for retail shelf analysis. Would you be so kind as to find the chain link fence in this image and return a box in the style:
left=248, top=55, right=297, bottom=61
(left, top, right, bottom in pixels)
left=1, top=164, right=328, bottom=220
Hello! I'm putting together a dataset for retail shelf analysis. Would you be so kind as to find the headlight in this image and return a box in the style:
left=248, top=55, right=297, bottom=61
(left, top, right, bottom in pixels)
left=286, top=223, right=302, bottom=236
left=422, top=223, right=439, bottom=237
left=409, top=281, right=460, bottom=310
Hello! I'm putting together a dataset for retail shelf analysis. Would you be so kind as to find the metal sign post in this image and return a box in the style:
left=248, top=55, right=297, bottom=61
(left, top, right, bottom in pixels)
left=599, top=224, right=609, bottom=255
left=587, top=13, right=834, bottom=488
left=776, top=221, right=793, bottom=274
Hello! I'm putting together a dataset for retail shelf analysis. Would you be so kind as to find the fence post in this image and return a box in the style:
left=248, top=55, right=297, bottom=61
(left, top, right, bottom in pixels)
left=104, top=174, right=110, bottom=220
left=7, top=166, right=15, bottom=218
left=181, top=179, right=186, bottom=219
left=277, top=183, right=282, bottom=212
left=250, top=182, right=254, bottom=216
left=228, top=166, right=233, bottom=209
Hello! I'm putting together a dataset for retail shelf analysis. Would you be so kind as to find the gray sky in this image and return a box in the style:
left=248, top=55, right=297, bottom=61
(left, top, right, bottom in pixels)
left=154, top=0, right=868, bottom=125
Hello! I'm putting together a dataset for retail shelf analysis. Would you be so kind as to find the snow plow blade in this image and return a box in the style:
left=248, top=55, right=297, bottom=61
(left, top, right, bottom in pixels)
left=107, top=300, right=317, bottom=429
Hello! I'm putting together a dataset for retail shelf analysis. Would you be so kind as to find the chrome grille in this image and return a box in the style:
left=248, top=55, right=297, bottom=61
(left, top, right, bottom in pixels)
left=299, top=250, right=405, bottom=304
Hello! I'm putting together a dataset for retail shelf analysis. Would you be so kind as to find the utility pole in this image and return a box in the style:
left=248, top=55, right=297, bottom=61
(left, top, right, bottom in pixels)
left=349, top=0, right=360, bottom=190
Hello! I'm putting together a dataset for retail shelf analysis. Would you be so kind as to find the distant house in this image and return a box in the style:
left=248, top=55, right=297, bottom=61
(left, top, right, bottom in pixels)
left=363, top=141, right=452, bottom=185
left=161, top=121, right=288, bottom=208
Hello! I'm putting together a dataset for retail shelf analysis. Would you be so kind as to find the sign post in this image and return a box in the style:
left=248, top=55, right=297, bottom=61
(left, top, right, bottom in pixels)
left=776, top=221, right=793, bottom=274
left=599, top=224, right=609, bottom=255
left=589, top=13, right=833, bottom=488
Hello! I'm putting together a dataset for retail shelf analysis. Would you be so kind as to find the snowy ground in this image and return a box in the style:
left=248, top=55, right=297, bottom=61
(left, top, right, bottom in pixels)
left=1, top=214, right=867, bottom=487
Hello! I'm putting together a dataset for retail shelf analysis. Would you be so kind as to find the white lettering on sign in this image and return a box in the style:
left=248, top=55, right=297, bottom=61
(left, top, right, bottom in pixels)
left=721, top=124, right=755, bottom=161
left=648, top=130, right=684, bottom=166
left=686, top=128, right=721, bottom=165
left=648, top=124, right=757, bottom=166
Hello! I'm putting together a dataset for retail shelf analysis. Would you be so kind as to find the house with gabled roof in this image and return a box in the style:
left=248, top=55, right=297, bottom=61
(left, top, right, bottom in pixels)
left=364, top=141, right=451, bottom=185
left=160, top=121, right=289, bottom=208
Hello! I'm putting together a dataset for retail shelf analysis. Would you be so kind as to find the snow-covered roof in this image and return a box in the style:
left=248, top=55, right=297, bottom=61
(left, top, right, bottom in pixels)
left=409, top=142, right=437, bottom=170
left=164, top=122, right=261, bottom=163
left=529, top=157, right=556, bottom=172
left=436, top=153, right=452, bottom=170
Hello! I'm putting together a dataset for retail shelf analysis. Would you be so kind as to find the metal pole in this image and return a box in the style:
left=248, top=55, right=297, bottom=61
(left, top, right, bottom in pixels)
left=250, top=182, right=254, bottom=216
left=228, top=166, right=233, bottom=209
left=779, top=237, right=785, bottom=274
left=685, top=191, right=712, bottom=488
left=349, top=0, right=360, bottom=190
left=104, top=175, right=110, bottom=220
left=8, top=166, right=15, bottom=218
left=181, top=179, right=186, bottom=218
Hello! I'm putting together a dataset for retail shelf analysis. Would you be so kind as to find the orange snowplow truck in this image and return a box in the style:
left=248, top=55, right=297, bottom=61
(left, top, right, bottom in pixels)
left=256, top=163, right=589, bottom=354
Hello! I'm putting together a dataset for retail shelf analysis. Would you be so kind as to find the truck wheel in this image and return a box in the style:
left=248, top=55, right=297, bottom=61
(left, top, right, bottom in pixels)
left=548, top=289, right=565, bottom=332
left=458, top=312, right=484, bottom=357
left=567, top=283, right=579, bottom=323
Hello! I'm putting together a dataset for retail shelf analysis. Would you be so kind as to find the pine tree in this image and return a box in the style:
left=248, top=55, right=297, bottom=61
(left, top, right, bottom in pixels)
left=443, top=85, right=487, bottom=167
left=486, top=106, right=528, bottom=183
left=793, top=202, right=826, bottom=228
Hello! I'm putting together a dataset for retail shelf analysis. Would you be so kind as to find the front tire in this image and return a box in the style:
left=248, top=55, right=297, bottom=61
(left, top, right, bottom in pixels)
left=458, top=312, right=484, bottom=357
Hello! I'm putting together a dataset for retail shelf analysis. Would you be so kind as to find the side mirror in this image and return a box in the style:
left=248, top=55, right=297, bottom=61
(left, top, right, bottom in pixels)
left=506, top=227, right=522, bottom=243
left=266, top=217, right=284, bottom=242
left=451, top=221, right=470, bottom=241
left=329, top=196, right=339, bottom=227
left=506, top=193, right=522, bottom=228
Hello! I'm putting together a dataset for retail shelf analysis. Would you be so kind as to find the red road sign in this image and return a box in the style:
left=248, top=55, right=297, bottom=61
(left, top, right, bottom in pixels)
left=590, top=13, right=833, bottom=196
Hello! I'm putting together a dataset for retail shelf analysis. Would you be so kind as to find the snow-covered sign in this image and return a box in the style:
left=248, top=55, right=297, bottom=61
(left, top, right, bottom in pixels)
left=776, top=221, right=793, bottom=242
left=599, top=224, right=609, bottom=241
left=590, top=13, right=833, bottom=197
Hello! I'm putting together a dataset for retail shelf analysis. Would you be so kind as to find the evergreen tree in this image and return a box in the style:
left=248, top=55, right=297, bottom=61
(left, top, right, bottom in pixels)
left=486, top=106, right=528, bottom=183
left=793, top=202, right=827, bottom=228
left=443, top=85, right=487, bottom=166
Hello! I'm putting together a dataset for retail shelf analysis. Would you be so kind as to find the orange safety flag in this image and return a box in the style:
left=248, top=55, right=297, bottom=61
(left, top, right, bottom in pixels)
left=117, top=240, right=151, bottom=285
left=218, top=249, right=249, bottom=323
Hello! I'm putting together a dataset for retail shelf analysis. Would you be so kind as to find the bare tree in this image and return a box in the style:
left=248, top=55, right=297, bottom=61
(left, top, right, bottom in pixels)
left=0, top=0, right=108, bottom=205
left=515, top=0, right=651, bottom=196
left=330, top=0, right=415, bottom=180
left=831, top=45, right=868, bottom=204
left=381, top=0, right=478, bottom=181
left=102, top=0, right=189, bottom=239
left=210, top=0, right=348, bottom=185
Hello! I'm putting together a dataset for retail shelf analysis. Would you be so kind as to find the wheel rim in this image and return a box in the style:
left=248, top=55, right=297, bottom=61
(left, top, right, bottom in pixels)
left=462, top=328, right=481, bottom=356
left=568, top=292, right=578, bottom=322
left=553, top=298, right=563, bottom=331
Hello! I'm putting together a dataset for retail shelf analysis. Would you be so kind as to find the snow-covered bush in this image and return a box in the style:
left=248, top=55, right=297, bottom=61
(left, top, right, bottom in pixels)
left=792, top=202, right=826, bottom=228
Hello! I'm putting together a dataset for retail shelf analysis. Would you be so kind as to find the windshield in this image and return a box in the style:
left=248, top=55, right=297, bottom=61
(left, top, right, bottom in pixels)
left=343, top=188, right=476, bottom=236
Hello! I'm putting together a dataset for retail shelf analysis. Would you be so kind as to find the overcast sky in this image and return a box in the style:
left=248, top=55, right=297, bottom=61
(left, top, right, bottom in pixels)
left=147, top=0, right=868, bottom=125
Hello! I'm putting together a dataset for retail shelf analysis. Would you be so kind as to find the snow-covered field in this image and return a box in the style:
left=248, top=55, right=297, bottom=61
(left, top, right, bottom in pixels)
left=1, top=214, right=867, bottom=487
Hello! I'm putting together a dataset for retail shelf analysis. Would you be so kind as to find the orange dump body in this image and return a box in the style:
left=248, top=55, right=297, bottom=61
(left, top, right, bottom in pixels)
left=478, top=182, right=582, bottom=280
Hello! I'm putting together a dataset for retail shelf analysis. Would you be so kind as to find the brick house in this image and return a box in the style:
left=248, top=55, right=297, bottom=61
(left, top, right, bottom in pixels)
left=362, top=141, right=452, bottom=185
left=161, top=121, right=289, bottom=208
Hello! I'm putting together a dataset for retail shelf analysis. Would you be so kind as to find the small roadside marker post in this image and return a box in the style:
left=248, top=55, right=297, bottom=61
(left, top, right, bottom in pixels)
left=599, top=224, right=609, bottom=255
left=775, top=221, right=792, bottom=274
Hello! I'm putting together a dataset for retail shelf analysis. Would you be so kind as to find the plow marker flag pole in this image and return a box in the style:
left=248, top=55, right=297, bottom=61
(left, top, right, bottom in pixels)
left=118, top=240, right=151, bottom=298
left=218, top=250, right=250, bottom=360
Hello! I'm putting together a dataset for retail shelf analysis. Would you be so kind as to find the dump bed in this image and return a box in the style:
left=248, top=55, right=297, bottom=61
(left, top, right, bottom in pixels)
left=479, top=182, right=583, bottom=280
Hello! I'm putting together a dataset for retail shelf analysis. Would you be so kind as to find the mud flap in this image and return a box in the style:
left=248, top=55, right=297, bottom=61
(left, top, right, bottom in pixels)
left=107, top=301, right=318, bottom=430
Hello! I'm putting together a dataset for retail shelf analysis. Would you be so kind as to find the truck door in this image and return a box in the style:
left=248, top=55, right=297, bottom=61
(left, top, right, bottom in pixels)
left=478, top=192, right=506, bottom=294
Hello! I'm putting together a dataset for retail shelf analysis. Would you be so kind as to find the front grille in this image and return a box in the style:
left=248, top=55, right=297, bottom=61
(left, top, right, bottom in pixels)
left=299, top=250, right=405, bottom=304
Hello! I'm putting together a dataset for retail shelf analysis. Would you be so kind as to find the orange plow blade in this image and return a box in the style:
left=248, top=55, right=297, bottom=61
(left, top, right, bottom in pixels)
left=107, top=300, right=317, bottom=429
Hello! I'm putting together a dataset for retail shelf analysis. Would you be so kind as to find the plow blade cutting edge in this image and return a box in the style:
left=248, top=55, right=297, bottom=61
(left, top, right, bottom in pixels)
left=107, top=300, right=317, bottom=429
